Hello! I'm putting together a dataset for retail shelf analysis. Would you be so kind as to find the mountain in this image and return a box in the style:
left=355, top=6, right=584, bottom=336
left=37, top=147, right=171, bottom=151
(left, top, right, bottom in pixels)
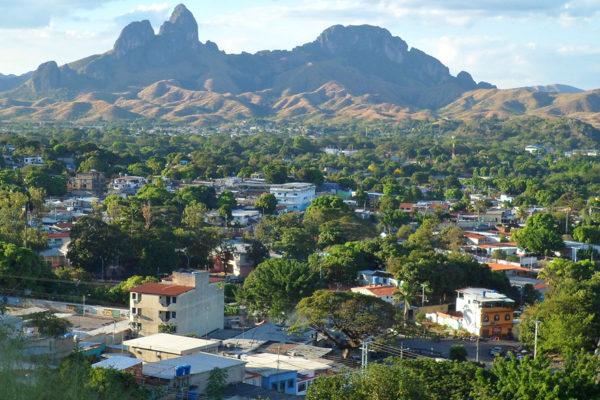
left=0, top=4, right=498, bottom=123
left=524, top=84, right=584, bottom=94
left=0, top=3, right=596, bottom=126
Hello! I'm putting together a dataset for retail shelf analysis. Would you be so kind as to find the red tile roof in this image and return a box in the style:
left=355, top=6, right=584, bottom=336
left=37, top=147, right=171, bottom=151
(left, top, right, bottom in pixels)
left=464, top=233, right=486, bottom=239
left=48, top=233, right=70, bottom=238
left=130, top=282, right=194, bottom=296
left=353, top=285, right=400, bottom=296
left=486, top=263, right=529, bottom=272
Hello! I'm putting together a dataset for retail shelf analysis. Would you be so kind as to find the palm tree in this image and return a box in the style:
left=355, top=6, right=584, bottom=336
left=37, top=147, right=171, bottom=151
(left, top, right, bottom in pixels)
left=394, top=281, right=419, bottom=324
left=516, top=206, right=528, bottom=223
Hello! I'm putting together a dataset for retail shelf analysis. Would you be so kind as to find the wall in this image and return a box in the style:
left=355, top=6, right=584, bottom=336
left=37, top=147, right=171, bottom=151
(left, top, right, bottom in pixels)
left=186, top=363, right=245, bottom=393
left=261, top=371, right=297, bottom=395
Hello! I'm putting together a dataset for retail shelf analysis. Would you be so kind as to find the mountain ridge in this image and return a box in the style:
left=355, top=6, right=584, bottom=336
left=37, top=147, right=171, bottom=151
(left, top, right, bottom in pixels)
left=0, top=3, right=597, bottom=126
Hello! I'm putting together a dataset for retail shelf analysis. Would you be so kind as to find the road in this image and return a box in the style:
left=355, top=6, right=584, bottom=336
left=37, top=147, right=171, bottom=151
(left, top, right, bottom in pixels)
left=388, top=337, right=522, bottom=364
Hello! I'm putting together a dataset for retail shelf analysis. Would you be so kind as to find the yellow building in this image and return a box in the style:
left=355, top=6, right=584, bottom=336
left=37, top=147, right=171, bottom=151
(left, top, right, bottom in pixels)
left=130, top=270, right=224, bottom=337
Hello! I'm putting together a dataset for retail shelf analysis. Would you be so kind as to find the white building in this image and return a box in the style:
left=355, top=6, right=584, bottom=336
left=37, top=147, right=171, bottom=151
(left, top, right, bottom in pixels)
left=23, top=156, right=44, bottom=166
left=270, top=182, right=316, bottom=212
left=455, top=288, right=515, bottom=338
left=129, top=270, right=224, bottom=337
left=111, top=176, right=147, bottom=193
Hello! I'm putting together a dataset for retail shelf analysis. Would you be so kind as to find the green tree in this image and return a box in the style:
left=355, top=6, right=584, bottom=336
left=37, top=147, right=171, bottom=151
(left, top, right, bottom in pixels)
left=25, top=312, right=72, bottom=337
left=242, top=258, right=318, bottom=318
left=293, top=290, right=396, bottom=349
left=295, top=167, right=324, bottom=185
left=205, top=367, right=228, bottom=400
left=513, top=213, right=564, bottom=255
left=263, top=162, right=288, bottom=184
left=573, top=225, right=600, bottom=245
left=449, top=345, right=468, bottom=362
left=255, top=193, right=277, bottom=215
left=273, top=227, right=316, bottom=261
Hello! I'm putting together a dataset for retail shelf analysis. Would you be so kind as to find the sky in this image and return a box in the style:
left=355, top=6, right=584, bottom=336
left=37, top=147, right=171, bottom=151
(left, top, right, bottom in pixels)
left=0, top=1, right=599, bottom=90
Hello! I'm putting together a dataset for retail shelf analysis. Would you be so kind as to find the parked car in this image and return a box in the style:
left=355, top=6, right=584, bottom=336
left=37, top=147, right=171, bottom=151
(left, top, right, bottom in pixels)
left=490, top=346, right=503, bottom=356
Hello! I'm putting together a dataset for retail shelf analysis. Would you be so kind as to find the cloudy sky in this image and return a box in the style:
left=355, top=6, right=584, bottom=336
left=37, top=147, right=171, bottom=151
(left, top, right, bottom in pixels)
left=1, top=1, right=599, bottom=89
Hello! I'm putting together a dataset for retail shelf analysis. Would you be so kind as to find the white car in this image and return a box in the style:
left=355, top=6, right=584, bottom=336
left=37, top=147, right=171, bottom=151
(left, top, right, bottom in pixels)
left=489, top=346, right=503, bottom=356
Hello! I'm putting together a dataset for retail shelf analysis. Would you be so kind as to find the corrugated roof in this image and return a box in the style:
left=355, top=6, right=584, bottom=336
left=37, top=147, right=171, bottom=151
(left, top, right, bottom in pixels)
left=92, top=355, right=142, bottom=370
left=143, top=352, right=244, bottom=379
left=487, top=263, right=530, bottom=272
left=129, top=282, right=193, bottom=296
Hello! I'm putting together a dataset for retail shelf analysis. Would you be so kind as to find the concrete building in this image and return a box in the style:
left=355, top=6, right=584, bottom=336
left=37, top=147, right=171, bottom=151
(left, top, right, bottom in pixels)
left=129, top=270, right=224, bottom=337
left=350, top=285, right=399, bottom=304
left=455, top=288, right=515, bottom=338
left=270, top=183, right=316, bottom=212
left=142, top=352, right=245, bottom=393
left=70, top=170, right=105, bottom=195
left=123, top=333, right=220, bottom=362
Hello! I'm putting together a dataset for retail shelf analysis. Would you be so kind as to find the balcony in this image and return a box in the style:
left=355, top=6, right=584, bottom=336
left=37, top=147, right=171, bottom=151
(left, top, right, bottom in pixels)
left=159, top=311, right=176, bottom=323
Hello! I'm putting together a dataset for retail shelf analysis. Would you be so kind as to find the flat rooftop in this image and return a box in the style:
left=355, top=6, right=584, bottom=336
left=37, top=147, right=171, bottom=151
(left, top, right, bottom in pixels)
left=123, top=333, right=220, bottom=354
left=92, top=355, right=142, bottom=370
left=143, top=352, right=245, bottom=379
left=242, top=353, right=333, bottom=377
left=456, top=287, right=515, bottom=303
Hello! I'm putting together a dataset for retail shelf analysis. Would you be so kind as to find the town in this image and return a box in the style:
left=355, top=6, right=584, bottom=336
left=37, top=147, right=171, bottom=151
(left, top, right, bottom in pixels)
left=2, top=120, right=600, bottom=399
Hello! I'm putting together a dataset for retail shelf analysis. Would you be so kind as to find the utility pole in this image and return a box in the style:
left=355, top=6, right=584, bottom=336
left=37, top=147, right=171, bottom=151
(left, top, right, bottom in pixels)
left=476, top=336, right=480, bottom=362
left=533, top=319, right=541, bottom=359
left=361, top=340, right=369, bottom=371
left=421, top=283, right=428, bottom=307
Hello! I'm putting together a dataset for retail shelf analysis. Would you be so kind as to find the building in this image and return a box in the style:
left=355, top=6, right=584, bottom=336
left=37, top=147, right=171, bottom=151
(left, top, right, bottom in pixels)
left=123, top=333, right=220, bottom=362
left=92, top=356, right=143, bottom=381
left=129, top=270, right=224, bottom=337
left=242, top=353, right=333, bottom=395
left=357, top=270, right=398, bottom=287
left=455, top=288, right=515, bottom=338
left=142, top=352, right=246, bottom=392
left=70, top=170, right=105, bottom=195
left=111, top=176, right=147, bottom=195
left=270, top=183, right=316, bottom=212
left=23, top=156, right=44, bottom=166
left=350, top=285, right=400, bottom=304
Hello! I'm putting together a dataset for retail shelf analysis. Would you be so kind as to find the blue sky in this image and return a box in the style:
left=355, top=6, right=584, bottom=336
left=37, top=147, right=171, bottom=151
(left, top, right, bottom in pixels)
left=1, top=1, right=599, bottom=89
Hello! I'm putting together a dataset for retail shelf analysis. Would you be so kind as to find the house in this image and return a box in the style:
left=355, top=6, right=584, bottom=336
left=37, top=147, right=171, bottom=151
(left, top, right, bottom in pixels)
left=142, top=352, right=246, bottom=392
left=70, top=170, right=105, bottom=195
left=242, top=353, right=333, bottom=395
left=23, top=156, right=44, bottom=166
left=357, top=270, right=398, bottom=287
left=212, top=241, right=255, bottom=278
left=481, top=209, right=513, bottom=225
left=231, top=209, right=261, bottom=226
left=129, top=270, right=224, bottom=337
left=111, top=175, right=147, bottom=195
left=123, top=333, right=220, bottom=362
left=351, top=285, right=400, bottom=304
left=464, top=232, right=495, bottom=245
left=455, top=288, right=515, bottom=338
left=92, top=356, right=143, bottom=381
left=270, top=183, right=316, bottom=212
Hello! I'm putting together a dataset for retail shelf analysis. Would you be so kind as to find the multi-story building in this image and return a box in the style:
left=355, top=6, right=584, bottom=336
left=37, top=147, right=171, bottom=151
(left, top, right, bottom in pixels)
left=129, top=270, right=224, bottom=337
left=269, top=182, right=316, bottom=212
left=70, top=170, right=105, bottom=195
left=455, top=287, right=515, bottom=338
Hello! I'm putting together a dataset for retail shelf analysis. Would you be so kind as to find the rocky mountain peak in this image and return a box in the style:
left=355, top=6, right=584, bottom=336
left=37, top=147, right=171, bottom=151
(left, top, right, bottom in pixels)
left=315, top=24, right=408, bottom=63
left=113, top=20, right=155, bottom=56
left=158, top=3, right=198, bottom=42
left=30, top=61, right=60, bottom=92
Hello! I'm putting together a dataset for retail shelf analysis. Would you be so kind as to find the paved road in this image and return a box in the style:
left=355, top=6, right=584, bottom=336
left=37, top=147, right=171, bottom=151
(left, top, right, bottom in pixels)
left=389, top=337, right=522, bottom=364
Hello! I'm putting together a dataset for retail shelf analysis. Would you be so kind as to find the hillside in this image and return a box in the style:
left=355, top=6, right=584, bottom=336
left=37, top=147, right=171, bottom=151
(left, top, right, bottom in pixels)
left=0, top=3, right=597, bottom=126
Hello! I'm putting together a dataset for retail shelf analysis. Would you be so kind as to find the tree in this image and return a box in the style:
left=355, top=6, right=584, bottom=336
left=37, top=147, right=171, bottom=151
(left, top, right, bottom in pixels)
left=292, top=290, right=396, bottom=349
left=255, top=193, right=277, bottom=215
left=205, top=367, right=228, bottom=400
left=87, top=367, right=147, bottom=400
left=394, top=281, right=418, bottom=324
left=242, top=258, right=318, bottom=318
left=263, top=162, right=288, bottom=184
left=158, top=323, right=176, bottom=333
left=449, top=345, right=468, bottom=362
left=25, top=312, right=72, bottom=337
left=474, top=353, right=600, bottom=400
left=273, top=227, right=316, bottom=261
left=513, top=213, right=564, bottom=255
left=573, top=225, right=600, bottom=245
left=67, top=215, right=122, bottom=277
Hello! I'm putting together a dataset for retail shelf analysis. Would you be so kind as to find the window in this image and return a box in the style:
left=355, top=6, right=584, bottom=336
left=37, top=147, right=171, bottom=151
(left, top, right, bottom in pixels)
left=172, top=296, right=177, bottom=304
left=483, top=315, right=489, bottom=322
left=131, top=307, right=136, bottom=314
left=271, top=383, right=277, bottom=391
left=171, top=312, right=176, bottom=319
left=494, top=314, right=500, bottom=321
left=288, top=379, right=294, bottom=389
left=505, top=314, right=511, bottom=321
left=136, top=323, right=142, bottom=330
left=298, top=382, right=307, bottom=392
left=279, top=381, right=285, bottom=391
left=137, top=308, right=142, bottom=316
left=131, top=293, right=136, bottom=300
